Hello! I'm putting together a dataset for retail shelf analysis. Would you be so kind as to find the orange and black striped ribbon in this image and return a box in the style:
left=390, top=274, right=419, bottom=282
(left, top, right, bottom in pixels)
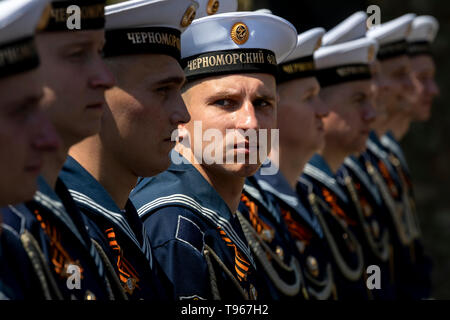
left=280, top=207, right=313, bottom=244
left=377, top=160, right=399, bottom=198
left=240, top=193, right=273, bottom=235
left=33, top=209, right=83, bottom=278
left=321, top=188, right=357, bottom=226
left=105, top=228, right=140, bottom=290
left=218, top=227, right=251, bottom=282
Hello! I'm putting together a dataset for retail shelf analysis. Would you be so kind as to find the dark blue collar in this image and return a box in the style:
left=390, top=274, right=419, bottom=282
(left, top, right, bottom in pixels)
left=34, top=175, right=86, bottom=246
left=60, top=156, right=153, bottom=264
left=253, top=165, right=323, bottom=237
left=131, top=157, right=255, bottom=267
left=380, top=131, right=409, bottom=171
left=132, top=160, right=234, bottom=221
left=342, top=156, right=382, bottom=205
left=303, top=154, right=349, bottom=203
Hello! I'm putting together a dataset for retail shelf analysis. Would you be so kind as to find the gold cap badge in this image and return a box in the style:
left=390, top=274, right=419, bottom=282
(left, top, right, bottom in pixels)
left=231, top=22, right=249, bottom=45
left=368, top=45, right=375, bottom=61
left=405, top=23, right=412, bottom=37
left=207, top=0, right=220, bottom=15
left=314, top=37, right=323, bottom=51
left=181, top=4, right=197, bottom=28
left=36, top=3, right=51, bottom=31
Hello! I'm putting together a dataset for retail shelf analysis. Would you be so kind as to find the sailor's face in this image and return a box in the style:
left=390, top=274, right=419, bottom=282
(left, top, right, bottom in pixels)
left=321, top=79, right=376, bottom=155
left=278, top=76, right=328, bottom=154
left=370, top=60, right=388, bottom=133
left=36, top=30, right=115, bottom=147
left=104, top=54, right=190, bottom=177
left=182, top=73, right=277, bottom=177
left=0, top=70, right=60, bottom=206
left=377, top=55, right=419, bottom=118
left=410, top=55, right=439, bottom=121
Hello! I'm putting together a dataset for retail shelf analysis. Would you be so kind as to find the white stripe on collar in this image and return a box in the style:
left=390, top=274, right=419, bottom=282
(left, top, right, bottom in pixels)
left=33, top=192, right=104, bottom=277
left=34, top=191, right=86, bottom=246
left=137, top=193, right=256, bottom=268
left=344, top=158, right=382, bottom=205
left=304, top=164, right=349, bottom=203
left=69, top=190, right=153, bottom=266
left=380, top=135, right=409, bottom=171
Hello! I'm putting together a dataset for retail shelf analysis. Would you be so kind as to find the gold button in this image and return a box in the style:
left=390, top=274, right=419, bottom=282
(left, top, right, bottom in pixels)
left=306, top=256, right=319, bottom=278
left=275, top=246, right=284, bottom=260
left=85, top=290, right=96, bottom=300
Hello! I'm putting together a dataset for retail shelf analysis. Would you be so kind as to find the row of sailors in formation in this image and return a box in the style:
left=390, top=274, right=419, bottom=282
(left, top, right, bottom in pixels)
left=0, top=0, right=438, bottom=300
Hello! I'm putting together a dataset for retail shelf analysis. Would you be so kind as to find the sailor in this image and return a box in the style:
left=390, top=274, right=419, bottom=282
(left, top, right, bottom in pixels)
left=365, top=14, right=433, bottom=299
left=1, top=0, right=122, bottom=300
left=239, top=27, right=336, bottom=300
left=59, top=0, right=202, bottom=300
left=323, top=11, right=397, bottom=299
left=299, top=36, right=379, bottom=300
left=0, top=0, right=60, bottom=300
left=130, top=11, right=298, bottom=300
left=407, top=15, right=440, bottom=122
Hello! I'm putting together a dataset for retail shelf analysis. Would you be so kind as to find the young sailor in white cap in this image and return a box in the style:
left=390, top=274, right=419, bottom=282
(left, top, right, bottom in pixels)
left=322, top=11, right=368, bottom=46
left=367, top=13, right=419, bottom=142
left=60, top=0, right=198, bottom=300
left=365, top=14, right=433, bottom=300
left=131, top=11, right=297, bottom=300
left=0, top=0, right=60, bottom=300
left=239, top=27, right=338, bottom=300
left=0, top=0, right=60, bottom=207
left=2, top=0, right=123, bottom=300
left=407, top=15, right=440, bottom=122
left=299, top=36, right=379, bottom=300
left=318, top=11, right=397, bottom=299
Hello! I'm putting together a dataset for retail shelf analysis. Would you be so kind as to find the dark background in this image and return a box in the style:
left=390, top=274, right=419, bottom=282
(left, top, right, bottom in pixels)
left=107, top=0, right=450, bottom=299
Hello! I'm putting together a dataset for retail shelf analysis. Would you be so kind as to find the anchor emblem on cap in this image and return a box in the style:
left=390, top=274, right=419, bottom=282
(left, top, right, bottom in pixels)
left=231, top=22, right=249, bottom=45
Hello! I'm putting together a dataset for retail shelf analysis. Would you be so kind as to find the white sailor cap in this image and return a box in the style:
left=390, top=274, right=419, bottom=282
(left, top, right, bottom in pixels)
left=322, top=11, right=368, bottom=46
left=104, top=0, right=199, bottom=61
left=314, top=37, right=378, bottom=87
left=44, top=0, right=106, bottom=32
left=366, top=13, right=416, bottom=60
left=181, top=11, right=297, bottom=82
left=0, top=0, right=50, bottom=78
left=407, top=15, right=439, bottom=56
left=253, top=9, right=273, bottom=15
left=195, top=0, right=238, bottom=19
left=278, top=28, right=325, bottom=82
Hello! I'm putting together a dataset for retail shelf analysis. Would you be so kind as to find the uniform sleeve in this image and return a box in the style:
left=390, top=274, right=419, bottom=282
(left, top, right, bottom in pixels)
left=0, top=223, right=45, bottom=299
left=142, top=207, right=212, bottom=300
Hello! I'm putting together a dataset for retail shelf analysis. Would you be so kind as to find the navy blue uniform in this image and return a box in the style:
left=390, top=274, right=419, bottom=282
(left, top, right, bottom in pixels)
left=249, top=167, right=336, bottom=300
left=0, top=210, right=47, bottom=300
left=131, top=160, right=262, bottom=301
left=0, top=177, right=116, bottom=300
left=338, top=156, right=396, bottom=299
left=238, top=174, right=308, bottom=300
left=60, top=156, right=172, bottom=300
left=364, top=131, right=432, bottom=299
left=299, top=154, right=370, bottom=300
